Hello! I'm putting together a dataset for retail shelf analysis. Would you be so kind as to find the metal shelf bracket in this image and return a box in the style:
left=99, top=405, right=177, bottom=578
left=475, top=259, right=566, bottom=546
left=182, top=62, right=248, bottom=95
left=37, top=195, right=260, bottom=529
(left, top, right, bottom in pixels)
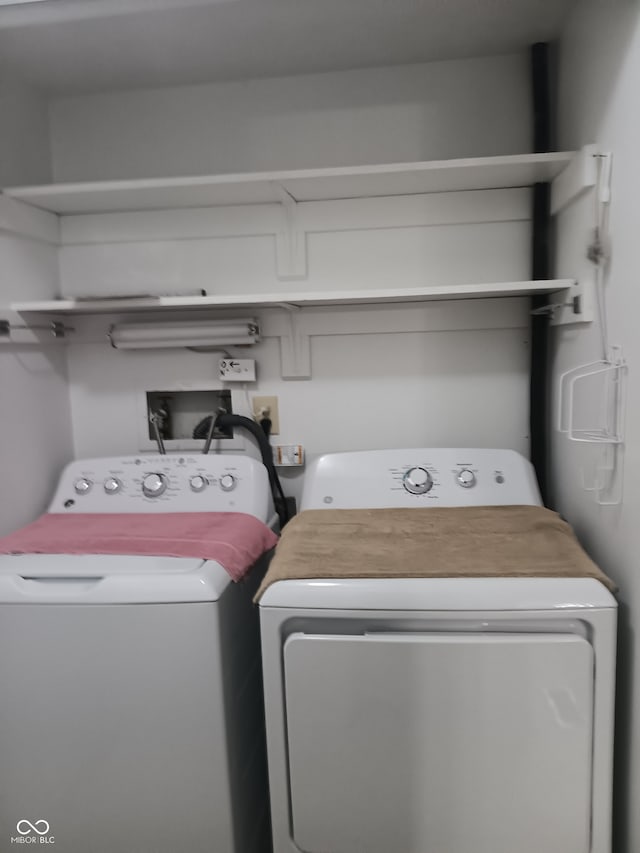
left=0, top=318, right=74, bottom=342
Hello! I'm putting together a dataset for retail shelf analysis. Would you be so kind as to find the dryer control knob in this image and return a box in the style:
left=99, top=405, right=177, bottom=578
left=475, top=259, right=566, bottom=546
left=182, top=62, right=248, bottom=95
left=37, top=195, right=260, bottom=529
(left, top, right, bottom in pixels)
left=219, top=474, right=237, bottom=492
left=74, top=477, right=92, bottom=495
left=456, top=469, right=476, bottom=489
left=142, top=472, right=168, bottom=498
left=103, top=477, right=122, bottom=494
left=402, top=467, right=433, bottom=495
left=189, top=475, right=207, bottom=492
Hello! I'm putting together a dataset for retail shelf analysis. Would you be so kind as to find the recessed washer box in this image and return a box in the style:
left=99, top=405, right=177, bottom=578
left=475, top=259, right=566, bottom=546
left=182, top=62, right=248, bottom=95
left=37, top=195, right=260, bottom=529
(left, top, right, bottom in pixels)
left=137, top=386, right=244, bottom=452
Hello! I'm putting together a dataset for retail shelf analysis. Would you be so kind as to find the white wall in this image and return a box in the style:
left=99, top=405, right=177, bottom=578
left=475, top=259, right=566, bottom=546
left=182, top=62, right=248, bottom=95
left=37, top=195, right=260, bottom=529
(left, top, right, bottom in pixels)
left=554, top=4, right=640, bottom=851
left=0, top=342, right=73, bottom=535
left=0, top=234, right=73, bottom=535
left=0, top=82, right=73, bottom=535
left=49, top=54, right=530, bottom=181
left=57, top=188, right=530, bottom=298
left=0, top=80, right=52, bottom=186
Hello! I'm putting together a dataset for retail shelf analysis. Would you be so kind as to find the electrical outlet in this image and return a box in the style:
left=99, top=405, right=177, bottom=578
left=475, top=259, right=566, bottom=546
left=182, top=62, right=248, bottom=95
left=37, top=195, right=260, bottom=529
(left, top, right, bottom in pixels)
left=252, top=395, right=279, bottom=435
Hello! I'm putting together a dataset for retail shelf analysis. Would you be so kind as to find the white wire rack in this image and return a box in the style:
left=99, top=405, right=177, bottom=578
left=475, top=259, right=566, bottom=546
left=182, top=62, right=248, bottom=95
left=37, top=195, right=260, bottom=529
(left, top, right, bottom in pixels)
left=557, top=347, right=626, bottom=445
left=556, top=347, right=626, bottom=506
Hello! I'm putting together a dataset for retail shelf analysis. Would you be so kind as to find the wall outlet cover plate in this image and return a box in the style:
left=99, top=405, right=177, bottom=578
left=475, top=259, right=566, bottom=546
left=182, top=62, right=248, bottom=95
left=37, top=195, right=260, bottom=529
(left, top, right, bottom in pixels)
left=252, top=395, right=279, bottom=435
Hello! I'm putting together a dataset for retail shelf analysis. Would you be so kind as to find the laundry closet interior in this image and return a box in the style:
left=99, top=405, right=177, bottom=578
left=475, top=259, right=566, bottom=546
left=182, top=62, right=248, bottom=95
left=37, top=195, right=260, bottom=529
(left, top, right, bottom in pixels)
left=1, top=1, right=638, bottom=852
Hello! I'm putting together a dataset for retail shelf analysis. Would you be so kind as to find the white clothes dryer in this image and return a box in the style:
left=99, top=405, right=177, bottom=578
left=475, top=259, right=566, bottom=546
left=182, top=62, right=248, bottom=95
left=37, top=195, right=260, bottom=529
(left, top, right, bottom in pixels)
left=259, top=448, right=617, bottom=853
left=0, top=454, right=276, bottom=853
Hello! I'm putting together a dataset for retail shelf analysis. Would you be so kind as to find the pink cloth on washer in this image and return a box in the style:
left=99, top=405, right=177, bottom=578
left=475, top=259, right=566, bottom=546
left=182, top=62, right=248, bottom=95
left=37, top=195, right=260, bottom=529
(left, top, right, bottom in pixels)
left=0, top=512, right=278, bottom=582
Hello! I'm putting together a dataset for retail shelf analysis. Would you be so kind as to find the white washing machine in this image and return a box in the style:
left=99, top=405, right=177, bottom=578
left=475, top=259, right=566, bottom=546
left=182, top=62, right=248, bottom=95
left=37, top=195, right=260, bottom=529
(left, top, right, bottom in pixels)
left=0, top=454, right=276, bottom=853
left=259, top=448, right=617, bottom=853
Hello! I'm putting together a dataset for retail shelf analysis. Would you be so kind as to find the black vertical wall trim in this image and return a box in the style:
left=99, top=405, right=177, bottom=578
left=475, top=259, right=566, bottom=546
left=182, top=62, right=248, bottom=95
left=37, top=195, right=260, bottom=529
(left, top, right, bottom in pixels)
left=532, top=43, right=552, bottom=153
left=530, top=42, right=553, bottom=506
left=530, top=184, right=551, bottom=505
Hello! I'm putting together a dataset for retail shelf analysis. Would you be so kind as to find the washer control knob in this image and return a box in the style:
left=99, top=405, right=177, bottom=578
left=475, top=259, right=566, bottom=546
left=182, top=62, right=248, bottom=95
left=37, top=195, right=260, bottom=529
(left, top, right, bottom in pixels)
left=219, top=474, right=237, bottom=492
left=189, top=475, right=207, bottom=493
left=142, top=473, right=168, bottom=498
left=104, top=477, right=122, bottom=494
left=402, top=467, right=433, bottom=495
left=74, top=478, right=92, bottom=495
left=456, top=469, right=476, bottom=489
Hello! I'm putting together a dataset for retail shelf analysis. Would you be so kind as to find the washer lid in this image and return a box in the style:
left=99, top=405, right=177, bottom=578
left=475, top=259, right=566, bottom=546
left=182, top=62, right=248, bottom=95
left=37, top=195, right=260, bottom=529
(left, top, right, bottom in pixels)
left=0, top=554, right=232, bottom=604
left=259, top=576, right=617, bottom=611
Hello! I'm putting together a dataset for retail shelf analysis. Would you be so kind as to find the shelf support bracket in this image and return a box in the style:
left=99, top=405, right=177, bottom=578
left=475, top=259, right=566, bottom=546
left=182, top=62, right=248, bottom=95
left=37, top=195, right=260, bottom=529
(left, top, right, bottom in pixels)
left=551, top=145, right=600, bottom=215
left=273, top=184, right=307, bottom=281
left=275, top=303, right=311, bottom=379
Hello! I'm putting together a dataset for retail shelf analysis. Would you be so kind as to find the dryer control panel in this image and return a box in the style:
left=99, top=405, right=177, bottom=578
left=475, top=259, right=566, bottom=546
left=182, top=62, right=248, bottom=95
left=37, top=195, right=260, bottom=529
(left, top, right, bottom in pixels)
left=301, top=448, right=541, bottom=510
left=49, top=454, right=274, bottom=520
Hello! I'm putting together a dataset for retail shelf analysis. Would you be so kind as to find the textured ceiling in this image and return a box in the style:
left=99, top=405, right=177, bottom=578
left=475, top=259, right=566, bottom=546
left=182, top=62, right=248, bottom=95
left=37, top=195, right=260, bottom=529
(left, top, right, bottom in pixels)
left=0, top=0, right=578, bottom=95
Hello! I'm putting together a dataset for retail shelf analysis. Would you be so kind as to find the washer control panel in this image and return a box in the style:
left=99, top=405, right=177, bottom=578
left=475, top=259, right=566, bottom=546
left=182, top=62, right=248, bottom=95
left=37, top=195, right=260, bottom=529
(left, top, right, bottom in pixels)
left=50, top=454, right=273, bottom=520
left=302, top=448, right=541, bottom=510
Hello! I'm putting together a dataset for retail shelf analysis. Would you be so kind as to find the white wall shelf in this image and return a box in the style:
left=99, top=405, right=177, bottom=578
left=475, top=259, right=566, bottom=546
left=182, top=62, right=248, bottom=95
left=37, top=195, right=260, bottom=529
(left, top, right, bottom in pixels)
left=2, top=152, right=574, bottom=215
left=2, top=149, right=587, bottom=378
left=11, top=280, right=575, bottom=316
left=7, top=281, right=575, bottom=379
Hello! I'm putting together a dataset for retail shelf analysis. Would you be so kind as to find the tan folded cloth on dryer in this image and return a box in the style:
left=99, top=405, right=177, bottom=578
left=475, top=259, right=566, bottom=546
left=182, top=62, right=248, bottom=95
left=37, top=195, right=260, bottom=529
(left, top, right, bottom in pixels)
left=255, top=505, right=616, bottom=599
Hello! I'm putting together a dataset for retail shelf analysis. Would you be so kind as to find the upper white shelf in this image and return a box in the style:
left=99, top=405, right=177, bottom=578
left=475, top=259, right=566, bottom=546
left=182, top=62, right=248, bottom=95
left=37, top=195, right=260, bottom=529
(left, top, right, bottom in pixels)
left=11, top=280, right=574, bottom=315
left=2, top=152, right=574, bottom=215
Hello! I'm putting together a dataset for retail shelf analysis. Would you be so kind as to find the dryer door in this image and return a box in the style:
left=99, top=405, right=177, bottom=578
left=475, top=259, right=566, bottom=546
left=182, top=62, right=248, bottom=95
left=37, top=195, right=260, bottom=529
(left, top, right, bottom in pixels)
left=284, top=632, right=593, bottom=853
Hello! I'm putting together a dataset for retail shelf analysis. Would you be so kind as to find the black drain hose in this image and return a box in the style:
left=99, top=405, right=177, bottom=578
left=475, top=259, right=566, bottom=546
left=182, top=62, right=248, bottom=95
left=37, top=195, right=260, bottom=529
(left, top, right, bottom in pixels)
left=199, top=413, right=289, bottom=528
